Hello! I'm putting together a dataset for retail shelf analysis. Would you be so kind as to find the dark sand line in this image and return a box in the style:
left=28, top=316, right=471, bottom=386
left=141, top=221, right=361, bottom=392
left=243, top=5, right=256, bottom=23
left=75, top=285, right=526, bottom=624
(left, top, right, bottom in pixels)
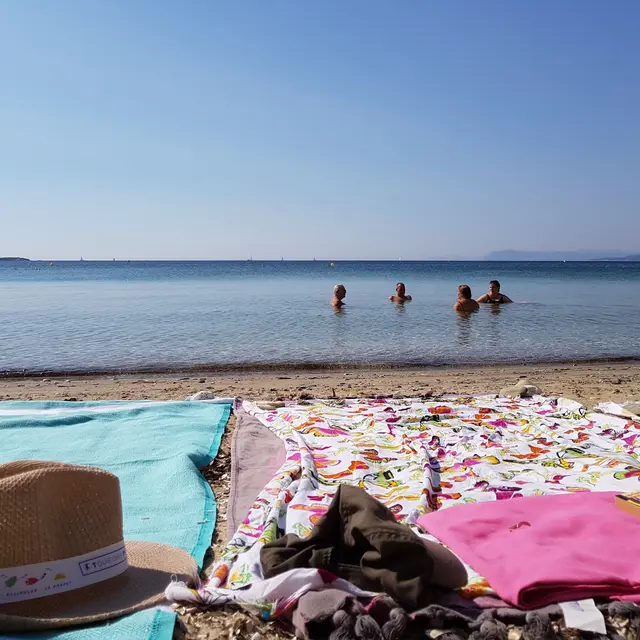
left=2, top=357, right=640, bottom=379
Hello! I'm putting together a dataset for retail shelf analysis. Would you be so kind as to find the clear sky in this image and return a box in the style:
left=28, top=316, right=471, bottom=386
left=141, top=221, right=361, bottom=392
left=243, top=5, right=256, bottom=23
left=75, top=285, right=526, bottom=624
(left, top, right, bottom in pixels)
left=1, top=1, right=639, bottom=260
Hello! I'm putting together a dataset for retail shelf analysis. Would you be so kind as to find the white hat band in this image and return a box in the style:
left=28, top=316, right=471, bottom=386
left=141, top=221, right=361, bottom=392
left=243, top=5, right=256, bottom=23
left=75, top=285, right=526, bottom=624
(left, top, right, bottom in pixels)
left=0, top=541, right=129, bottom=604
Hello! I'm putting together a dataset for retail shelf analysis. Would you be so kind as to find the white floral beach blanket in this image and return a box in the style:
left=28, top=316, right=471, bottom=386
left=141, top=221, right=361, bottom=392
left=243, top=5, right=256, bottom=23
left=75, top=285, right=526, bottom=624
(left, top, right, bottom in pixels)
left=167, top=395, right=640, bottom=619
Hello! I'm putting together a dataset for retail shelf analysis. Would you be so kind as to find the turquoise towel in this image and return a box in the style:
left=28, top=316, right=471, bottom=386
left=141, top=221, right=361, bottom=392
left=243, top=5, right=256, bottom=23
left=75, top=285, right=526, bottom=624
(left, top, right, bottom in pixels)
left=0, top=400, right=231, bottom=640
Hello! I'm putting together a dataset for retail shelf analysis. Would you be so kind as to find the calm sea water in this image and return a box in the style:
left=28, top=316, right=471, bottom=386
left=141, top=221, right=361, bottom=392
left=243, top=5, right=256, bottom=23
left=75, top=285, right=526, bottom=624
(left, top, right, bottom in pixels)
left=2, top=260, right=639, bottom=374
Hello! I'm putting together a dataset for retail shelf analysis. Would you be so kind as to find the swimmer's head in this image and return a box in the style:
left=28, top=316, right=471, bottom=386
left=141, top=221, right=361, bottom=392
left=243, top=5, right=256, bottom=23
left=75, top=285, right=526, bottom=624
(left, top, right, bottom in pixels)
left=396, top=282, right=406, bottom=296
left=458, top=284, right=472, bottom=300
left=333, top=284, right=346, bottom=300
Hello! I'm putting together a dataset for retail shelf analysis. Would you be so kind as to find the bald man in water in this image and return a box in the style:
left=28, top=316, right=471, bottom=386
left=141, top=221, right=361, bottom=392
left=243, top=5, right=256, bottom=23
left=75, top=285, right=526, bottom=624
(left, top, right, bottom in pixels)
left=389, top=282, right=412, bottom=303
left=331, top=284, right=346, bottom=308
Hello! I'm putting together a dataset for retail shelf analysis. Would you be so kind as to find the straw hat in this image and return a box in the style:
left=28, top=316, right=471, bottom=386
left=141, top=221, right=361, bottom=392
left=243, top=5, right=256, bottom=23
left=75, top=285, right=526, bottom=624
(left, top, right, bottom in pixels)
left=0, top=461, right=198, bottom=632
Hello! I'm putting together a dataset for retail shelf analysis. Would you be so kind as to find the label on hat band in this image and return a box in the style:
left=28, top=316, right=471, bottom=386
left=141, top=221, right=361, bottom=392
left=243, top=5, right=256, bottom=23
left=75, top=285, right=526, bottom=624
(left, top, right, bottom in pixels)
left=0, top=541, right=129, bottom=604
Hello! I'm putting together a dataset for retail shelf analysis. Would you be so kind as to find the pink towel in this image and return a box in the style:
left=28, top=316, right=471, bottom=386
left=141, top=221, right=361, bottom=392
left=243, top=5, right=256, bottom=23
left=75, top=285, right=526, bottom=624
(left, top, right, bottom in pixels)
left=418, top=492, right=640, bottom=608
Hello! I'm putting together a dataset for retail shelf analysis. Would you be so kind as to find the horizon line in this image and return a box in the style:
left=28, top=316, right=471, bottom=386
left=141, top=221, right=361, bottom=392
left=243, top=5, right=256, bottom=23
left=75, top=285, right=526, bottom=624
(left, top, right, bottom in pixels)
left=3, top=257, right=638, bottom=263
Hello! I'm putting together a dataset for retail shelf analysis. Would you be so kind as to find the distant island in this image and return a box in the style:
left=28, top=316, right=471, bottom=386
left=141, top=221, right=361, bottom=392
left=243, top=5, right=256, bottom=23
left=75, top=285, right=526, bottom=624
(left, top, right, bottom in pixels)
left=0, top=257, right=30, bottom=261
left=484, top=250, right=634, bottom=261
left=592, top=254, right=640, bottom=262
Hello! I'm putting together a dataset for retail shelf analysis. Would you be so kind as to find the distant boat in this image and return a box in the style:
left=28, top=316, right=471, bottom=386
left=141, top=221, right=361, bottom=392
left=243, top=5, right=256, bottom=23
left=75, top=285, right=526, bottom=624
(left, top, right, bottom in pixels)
left=80, top=256, right=84, bottom=262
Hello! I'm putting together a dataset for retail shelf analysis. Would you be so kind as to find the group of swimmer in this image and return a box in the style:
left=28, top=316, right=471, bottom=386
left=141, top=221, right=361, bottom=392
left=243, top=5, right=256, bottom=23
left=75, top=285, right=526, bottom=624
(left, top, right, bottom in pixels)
left=331, top=279, right=513, bottom=312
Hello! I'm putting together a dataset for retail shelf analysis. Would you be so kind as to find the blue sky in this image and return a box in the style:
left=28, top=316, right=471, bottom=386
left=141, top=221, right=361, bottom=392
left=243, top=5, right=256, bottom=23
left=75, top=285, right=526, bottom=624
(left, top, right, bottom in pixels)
left=1, top=1, right=639, bottom=260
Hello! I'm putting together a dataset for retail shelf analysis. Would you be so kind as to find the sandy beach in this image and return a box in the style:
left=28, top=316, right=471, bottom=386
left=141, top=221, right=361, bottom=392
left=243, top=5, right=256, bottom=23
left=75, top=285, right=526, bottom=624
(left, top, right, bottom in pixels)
left=2, top=362, right=639, bottom=639
left=2, top=361, right=639, bottom=405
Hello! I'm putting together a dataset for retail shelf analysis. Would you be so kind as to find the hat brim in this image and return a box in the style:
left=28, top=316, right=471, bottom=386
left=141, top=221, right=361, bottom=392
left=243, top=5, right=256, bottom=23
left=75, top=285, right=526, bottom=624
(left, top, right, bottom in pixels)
left=0, top=541, right=198, bottom=632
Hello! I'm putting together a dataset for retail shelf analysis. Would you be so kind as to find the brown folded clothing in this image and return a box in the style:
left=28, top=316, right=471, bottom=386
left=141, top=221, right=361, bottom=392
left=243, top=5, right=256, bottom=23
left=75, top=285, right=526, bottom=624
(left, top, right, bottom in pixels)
left=260, top=484, right=467, bottom=610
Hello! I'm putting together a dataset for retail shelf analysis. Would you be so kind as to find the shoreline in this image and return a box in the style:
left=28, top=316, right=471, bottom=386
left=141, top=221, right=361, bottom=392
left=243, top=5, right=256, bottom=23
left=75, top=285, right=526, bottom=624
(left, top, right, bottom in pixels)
left=1, top=361, right=638, bottom=406
left=2, top=356, right=640, bottom=379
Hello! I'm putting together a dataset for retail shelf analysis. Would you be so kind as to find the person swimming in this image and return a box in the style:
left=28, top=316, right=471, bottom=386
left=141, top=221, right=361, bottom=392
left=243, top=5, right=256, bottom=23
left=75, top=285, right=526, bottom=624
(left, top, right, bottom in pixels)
left=454, top=284, right=480, bottom=313
left=389, top=282, right=412, bottom=303
left=476, top=280, right=513, bottom=304
left=331, top=284, right=346, bottom=308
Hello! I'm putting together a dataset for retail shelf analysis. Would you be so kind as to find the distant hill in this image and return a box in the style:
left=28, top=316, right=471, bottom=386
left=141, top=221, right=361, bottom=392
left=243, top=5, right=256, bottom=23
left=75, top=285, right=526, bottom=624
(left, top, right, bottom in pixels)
left=592, top=254, right=640, bottom=262
left=484, top=250, right=630, bottom=261
left=0, top=257, right=29, bottom=261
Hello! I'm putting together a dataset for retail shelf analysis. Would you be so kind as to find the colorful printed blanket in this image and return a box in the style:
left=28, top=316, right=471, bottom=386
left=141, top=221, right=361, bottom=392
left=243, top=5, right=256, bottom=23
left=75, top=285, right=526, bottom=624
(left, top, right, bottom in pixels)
left=167, top=395, right=640, bottom=618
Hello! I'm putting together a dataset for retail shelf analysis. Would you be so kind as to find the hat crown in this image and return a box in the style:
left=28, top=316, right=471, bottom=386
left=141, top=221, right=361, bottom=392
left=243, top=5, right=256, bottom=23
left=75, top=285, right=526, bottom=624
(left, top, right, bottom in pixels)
left=0, top=461, right=124, bottom=567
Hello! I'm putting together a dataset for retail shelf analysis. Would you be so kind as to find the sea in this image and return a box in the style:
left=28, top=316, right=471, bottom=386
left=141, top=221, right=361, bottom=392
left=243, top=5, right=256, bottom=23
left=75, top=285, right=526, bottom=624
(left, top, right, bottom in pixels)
left=2, top=260, right=639, bottom=374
